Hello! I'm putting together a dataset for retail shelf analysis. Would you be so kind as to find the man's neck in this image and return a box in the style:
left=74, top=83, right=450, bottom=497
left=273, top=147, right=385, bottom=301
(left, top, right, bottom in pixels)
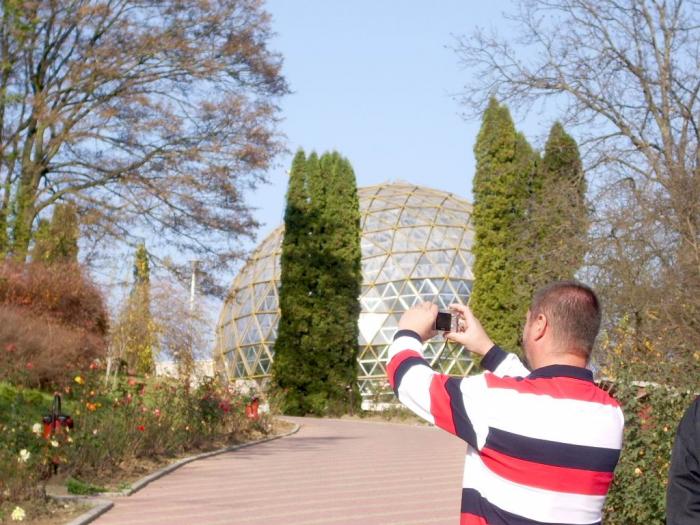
left=531, top=351, right=587, bottom=370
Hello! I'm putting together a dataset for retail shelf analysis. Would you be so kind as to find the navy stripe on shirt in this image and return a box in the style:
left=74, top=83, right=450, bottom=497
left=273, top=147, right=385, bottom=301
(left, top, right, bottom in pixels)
left=392, top=356, right=429, bottom=396
left=445, top=376, right=478, bottom=447
left=461, top=488, right=601, bottom=525
left=485, top=427, right=620, bottom=472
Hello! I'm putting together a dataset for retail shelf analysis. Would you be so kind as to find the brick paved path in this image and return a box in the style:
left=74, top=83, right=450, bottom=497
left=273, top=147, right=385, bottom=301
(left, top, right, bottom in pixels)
left=92, top=417, right=465, bottom=525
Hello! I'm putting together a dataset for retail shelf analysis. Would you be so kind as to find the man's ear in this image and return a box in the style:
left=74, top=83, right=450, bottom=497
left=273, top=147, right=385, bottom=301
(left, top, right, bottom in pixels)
left=533, top=313, right=547, bottom=341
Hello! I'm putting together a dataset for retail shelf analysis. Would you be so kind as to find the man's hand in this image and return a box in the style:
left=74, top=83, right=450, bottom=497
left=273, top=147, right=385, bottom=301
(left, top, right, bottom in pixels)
left=398, top=302, right=438, bottom=342
left=445, top=303, right=494, bottom=356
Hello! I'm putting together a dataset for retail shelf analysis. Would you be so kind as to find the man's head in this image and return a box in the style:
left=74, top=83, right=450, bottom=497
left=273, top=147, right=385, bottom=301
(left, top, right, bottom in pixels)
left=522, top=281, right=601, bottom=366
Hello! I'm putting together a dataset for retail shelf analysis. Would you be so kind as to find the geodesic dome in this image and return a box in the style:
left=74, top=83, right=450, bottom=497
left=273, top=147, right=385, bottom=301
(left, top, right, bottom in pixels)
left=215, top=182, right=476, bottom=401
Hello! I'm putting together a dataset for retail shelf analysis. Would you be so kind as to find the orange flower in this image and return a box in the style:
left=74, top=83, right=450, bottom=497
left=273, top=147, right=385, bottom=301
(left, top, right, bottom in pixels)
left=86, top=402, right=97, bottom=412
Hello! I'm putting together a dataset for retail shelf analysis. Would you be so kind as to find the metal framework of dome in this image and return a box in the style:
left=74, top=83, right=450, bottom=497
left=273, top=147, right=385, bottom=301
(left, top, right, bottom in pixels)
left=215, top=182, right=476, bottom=401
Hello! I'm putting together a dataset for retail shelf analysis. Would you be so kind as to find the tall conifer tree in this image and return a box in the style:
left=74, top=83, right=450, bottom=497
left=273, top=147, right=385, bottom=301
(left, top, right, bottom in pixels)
left=528, top=122, right=588, bottom=286
left=272, top=150, right=361, bottom=415
left=315, top=153, right=361, bottom=414
left=122, top=243, right=156, bottom=375
left=470, top=98, right=535, bottom=352
left=31, top=203, right=79, bottom=264
left=272, top=150, right=316, bottom=414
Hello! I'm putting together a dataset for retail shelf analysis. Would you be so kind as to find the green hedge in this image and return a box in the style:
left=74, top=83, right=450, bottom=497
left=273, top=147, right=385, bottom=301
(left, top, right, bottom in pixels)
left=603, top=381, right=695, bottom=524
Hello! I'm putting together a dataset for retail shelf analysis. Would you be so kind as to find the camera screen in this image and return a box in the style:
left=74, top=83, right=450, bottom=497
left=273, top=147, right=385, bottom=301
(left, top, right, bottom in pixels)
left=435, top=311, right=452, bottom=331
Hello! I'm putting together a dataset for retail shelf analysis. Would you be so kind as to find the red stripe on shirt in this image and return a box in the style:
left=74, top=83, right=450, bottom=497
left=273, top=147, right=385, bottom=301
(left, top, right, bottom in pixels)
left=460, top=512, right=488, bottom=525
left=480, top=446, right=614, bottom=496
left=387, top=350, right=423, bottom=390
left=484, top=374, right=620, bottom=407
left=429, top=374, right=456, bottom=435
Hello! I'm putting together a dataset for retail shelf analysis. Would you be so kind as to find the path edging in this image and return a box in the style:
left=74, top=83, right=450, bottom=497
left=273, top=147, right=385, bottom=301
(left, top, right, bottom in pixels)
left=52, top=421, right=301, bottom=525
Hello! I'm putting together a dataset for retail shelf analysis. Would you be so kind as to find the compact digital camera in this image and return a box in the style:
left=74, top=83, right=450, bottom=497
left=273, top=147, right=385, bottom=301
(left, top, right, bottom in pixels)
left=434, top=311, right=458, bottom=332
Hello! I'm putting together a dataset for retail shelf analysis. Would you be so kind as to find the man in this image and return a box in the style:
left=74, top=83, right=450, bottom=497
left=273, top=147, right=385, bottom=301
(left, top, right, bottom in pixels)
left=387, top=281, right=624, bottom=525
left=667, top=396, right=700, bottom=525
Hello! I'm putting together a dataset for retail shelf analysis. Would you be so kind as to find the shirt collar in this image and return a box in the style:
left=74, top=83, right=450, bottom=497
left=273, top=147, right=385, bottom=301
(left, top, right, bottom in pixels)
left=528, top=364, right=594, bottom=382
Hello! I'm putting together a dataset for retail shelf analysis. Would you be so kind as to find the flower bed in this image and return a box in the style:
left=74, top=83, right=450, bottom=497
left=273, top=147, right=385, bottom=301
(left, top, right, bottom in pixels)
left=0, top=367, right=270, bottom=522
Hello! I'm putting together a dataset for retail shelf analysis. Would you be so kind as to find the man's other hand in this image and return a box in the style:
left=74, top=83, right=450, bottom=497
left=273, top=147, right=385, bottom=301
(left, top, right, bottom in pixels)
left=398, top=302, right=438, bottom=342
left=445, top=303, right=494, bottom=356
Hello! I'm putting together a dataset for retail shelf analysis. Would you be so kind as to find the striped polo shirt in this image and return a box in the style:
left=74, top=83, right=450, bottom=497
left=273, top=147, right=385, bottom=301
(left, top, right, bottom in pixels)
left=387, top=330, right=624, bottom=525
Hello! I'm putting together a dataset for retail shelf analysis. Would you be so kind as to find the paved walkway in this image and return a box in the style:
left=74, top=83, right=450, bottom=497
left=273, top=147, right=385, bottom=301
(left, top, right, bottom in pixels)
left=92, top=417, right=465, bottom=525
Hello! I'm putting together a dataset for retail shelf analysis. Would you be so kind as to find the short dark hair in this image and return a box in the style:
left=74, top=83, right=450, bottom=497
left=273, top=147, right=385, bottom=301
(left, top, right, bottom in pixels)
left=530, top=280, right=601, bottom=359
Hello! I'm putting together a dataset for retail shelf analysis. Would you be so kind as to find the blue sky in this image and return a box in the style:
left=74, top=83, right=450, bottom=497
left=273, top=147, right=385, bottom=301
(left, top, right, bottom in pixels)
left=246, top=0, right=552, bottom=246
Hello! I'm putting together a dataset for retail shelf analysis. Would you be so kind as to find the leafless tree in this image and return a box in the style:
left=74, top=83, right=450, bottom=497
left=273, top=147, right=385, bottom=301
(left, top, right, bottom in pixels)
left=0, top=0, right=288, bottom=294
left=455, top=0, right=699, bottom=383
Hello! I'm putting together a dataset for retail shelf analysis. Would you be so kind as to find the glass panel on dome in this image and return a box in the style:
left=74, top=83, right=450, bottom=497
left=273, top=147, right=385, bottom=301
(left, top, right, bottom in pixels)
left=358, top=313, right=388, bottom=345
left=364, top=213, right=386, bottom=232
left=260, top=288, right=278, bottom=312
left=235, top=359, right=247, bottom=377
left=373, top=362, right=386, bottom=377
left=377, top=345, right=389, bottom=360
left=365, top=362, right=379, bottom=376
left=362, top=256, right=386, bottom=283
left=242, top=322, right=262, bottom=345
left=435, top=208, right=468, bottom=226
left=397, top=293, right=421, bottom=310
left=444, top=227, right=464, bottom=244
left=428, top=250, right=456, bottom=277
left=407, top=226, right=431, bottom=249
left=371, top=329, right=391, bottom=345
left=450, top=252, right=468, bottom=279
left=359, top=361, right=374, bottom=376
left=414, top=278, right=438, bottom=299
left=361, top=237, right=385, bottom=258
left=244, top=346, right=258, bottom=363
left=412, top=206, right=439, bottom=224
left=361, top=296, right=383, bottom=313
left=257, top=313, right=276, bottom=338
left=376, top=260, right=404, bottom=283
left=379, top=326, right=397, bottom=343
left=372, top=209, right=400, bottom=228
left=379, top=282, right=400, bottom=299
left=258, top=259, right=274, bottom=282
left=391, top=252, right=420, bottom=275
left=252, top=281, right=268, bottom=302
left=397, top=209, right=420, bottom=226
left=412, top=253, right=434, bottom=278
left=235, top=316, right=250, bottom=339
left=461, top=230, right=474, bottom=250
left=426, top=227, right=448, bottom=250
left=438, top=293, right=457, bottom=309
left=258, top=355, right=271, bottom=374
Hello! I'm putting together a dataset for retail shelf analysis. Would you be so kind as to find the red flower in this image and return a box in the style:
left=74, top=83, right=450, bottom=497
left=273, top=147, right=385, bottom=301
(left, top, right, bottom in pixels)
left=26, top=362, right=34, bottom=369
left=4, top=343, right=16, bottom=353
left=137, top=425, right=145, bottom=432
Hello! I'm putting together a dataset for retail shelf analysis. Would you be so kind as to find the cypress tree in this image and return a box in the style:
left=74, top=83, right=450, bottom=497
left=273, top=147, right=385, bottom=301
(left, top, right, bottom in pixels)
left=528, top=122, right=588, bottom=286
left=314, top=152, right=362, bottom=415
left=31, top=203, right=79, bottom=264
left=123, top=243, right=156, bottom=375
left=470, top=98, right=535, bottom=352
left=272, top=150, right=316, bottom=414
left=272, top=150, right=362, bottom=415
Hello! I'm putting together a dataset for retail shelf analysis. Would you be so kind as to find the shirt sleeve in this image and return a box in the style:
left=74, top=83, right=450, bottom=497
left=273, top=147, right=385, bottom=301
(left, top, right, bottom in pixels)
left=480, top=344, right=530, bottom=377
left=387, top=330, right=491, bottom=450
